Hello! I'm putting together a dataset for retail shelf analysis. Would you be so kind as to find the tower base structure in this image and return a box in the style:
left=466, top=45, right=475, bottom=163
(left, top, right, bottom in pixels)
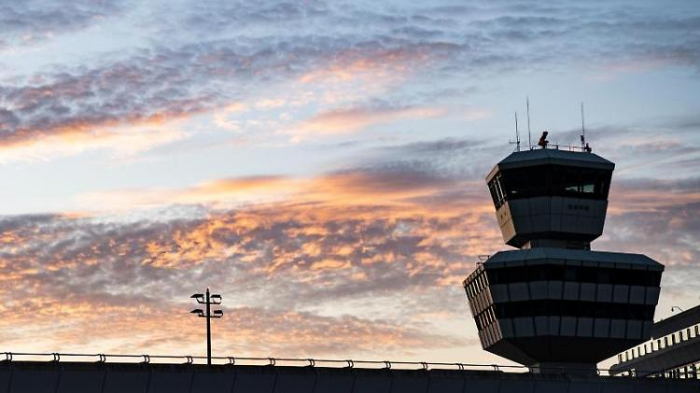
left=531, top=362, right=597, bottom=376
left=464, top=248, right=663, bottom=370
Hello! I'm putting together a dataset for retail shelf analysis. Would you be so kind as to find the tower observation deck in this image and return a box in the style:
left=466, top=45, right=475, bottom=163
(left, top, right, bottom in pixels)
left=463, top=147, right=664, bottom=373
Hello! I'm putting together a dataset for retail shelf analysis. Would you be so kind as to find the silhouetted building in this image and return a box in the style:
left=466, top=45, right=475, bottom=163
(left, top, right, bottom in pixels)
left=463, top=148, right=664, bottom=373
left=2, top=359, right=700, bottom=393
left=611, top=304, right=700, bottom=379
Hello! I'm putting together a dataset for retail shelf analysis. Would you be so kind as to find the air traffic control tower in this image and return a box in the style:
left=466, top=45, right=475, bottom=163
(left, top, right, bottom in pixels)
left=463, top=146, right=665, bottom=373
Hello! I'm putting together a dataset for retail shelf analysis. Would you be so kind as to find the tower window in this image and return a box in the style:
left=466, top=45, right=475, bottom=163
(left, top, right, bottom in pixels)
left=496, top=164, right=612, bottom=202
left=488, top=174, right=508, bottom=209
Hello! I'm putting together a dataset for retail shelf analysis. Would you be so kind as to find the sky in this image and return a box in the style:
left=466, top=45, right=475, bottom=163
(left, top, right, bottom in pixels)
left=1, top=0, right=700, bottom=368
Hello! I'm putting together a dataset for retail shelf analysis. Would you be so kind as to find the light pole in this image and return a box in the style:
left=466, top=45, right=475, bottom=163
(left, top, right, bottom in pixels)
left=671, top=306, right=685, bottom=313
left=191, top=288, right=223, bottom=365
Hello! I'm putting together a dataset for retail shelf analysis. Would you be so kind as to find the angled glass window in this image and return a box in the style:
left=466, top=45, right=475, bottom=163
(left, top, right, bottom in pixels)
left=498, top=164, right=613, bottom=201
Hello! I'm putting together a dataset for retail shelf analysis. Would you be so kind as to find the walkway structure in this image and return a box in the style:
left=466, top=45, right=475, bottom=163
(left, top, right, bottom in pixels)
left=611, top=304, right=700, bottom=378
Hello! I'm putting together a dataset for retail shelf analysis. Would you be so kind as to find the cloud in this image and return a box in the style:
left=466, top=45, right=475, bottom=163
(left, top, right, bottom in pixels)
left=76, top=152, right=483, bottom=211
left=385, top=137, right=487, bottom=156
left=3, top=158, right=697, bottom=357
left=0, top=149, right=497, bottom=301
left=539, top=121, right=700, bottom=183
left=285, top=103, right=491, bottom=140
left=289, top=106, right=447, bottom=138
left=0, top=52, right=221, bottom=149
left=606, top=177, right=700, bottom=214
left=0, top=159, right=494, bottom=356
left=2, top=1, right=698, bottom=158
left=0, top=121, right=187, bottom=163
left=3, top=137, right=700, bottom=358
left=0, top=297, right=463, bottom=358
left=598, top=193, right=700, bottom=266
left=2, top=0, right=700, bottom=361
left=78, top=175, right=295, bottom=210
left=171, top=1, right=331, bottom=35
left=0, top=0, right=129, bottom=49
left=0, top=39, right=445, bottom=155
left=295, top=45, right=439, bottom=86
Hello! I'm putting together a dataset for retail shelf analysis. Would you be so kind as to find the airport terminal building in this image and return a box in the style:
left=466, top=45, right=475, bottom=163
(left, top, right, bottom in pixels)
left=611, top=304, right=700, bottom=379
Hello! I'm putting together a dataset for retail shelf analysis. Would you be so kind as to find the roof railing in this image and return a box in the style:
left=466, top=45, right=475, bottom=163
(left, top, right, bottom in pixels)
left=0, top=351, right=663, bottom=377
left=525, top=144, right=592, bottom=152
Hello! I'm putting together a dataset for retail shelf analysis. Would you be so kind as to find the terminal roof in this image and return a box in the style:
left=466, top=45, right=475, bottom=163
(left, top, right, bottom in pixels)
left=652, top=304, right=700, bottom=338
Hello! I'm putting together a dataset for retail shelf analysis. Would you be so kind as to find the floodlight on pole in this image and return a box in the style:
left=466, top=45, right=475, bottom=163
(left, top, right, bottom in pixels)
left=190, top=288, right=223, bottom=365
left=191, top=293, right=204, bottom=302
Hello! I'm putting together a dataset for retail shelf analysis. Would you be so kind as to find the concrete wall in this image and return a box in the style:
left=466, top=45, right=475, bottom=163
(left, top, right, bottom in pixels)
left=0, top=362, right=698, bottom=393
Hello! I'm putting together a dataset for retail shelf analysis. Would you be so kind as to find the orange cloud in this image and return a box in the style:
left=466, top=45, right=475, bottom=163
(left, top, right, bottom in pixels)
left=78, top=175, right=296, bottom=210
left=291, top=106, right=448, bottom=138
left=0, top=296, right=465, bottom=359
left=76, top=164, right=483, bottom=212
left=298, top=46, right=433, bottom=85
left=587, top=57, right=670, bottom=81
left=0, top=115, right=189, bottom=163
left=6, top=170, right=699, bottom=359
left=608, top=180, right=700, bottom=214
left=304, top=170, right=458, bottom=206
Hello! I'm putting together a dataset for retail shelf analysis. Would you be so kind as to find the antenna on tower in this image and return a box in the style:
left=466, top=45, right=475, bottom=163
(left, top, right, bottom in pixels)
left=581, top=102, right=585, bottom=144
left=580, top=102, right=591, bottom=153
left=526, top=97, right=532, bottom=150
left=510, top=112, right=521, bottom=152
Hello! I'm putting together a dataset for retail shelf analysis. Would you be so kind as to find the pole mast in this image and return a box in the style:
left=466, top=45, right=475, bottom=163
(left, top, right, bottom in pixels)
left=526, top=97, right=532, bottom=150
left=206, top=288, right=212, bottom=365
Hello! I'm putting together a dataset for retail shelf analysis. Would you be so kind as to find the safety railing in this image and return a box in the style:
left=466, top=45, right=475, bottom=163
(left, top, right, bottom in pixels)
left=0, top=351, right=651, bottom=377
left=476, top=255, right=491, bottom=266
left=524, top=144, right=592, bottom=153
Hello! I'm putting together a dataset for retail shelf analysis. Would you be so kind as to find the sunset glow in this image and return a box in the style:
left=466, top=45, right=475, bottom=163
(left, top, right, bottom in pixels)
left=1, top=0, right=700, bottom=367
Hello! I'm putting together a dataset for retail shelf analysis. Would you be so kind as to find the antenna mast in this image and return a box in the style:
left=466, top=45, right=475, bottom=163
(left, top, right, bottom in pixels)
left=513, top=112, right=521, bottom=152
left=526, top=97, right=532, bottom=150
left=580, top=102, right=586, bottom=150
left=580, top=102, right=592, bottom=153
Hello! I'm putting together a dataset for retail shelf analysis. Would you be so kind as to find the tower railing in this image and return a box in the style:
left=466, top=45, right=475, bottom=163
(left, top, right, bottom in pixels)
left=523, top=144, right=592, bottom=152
